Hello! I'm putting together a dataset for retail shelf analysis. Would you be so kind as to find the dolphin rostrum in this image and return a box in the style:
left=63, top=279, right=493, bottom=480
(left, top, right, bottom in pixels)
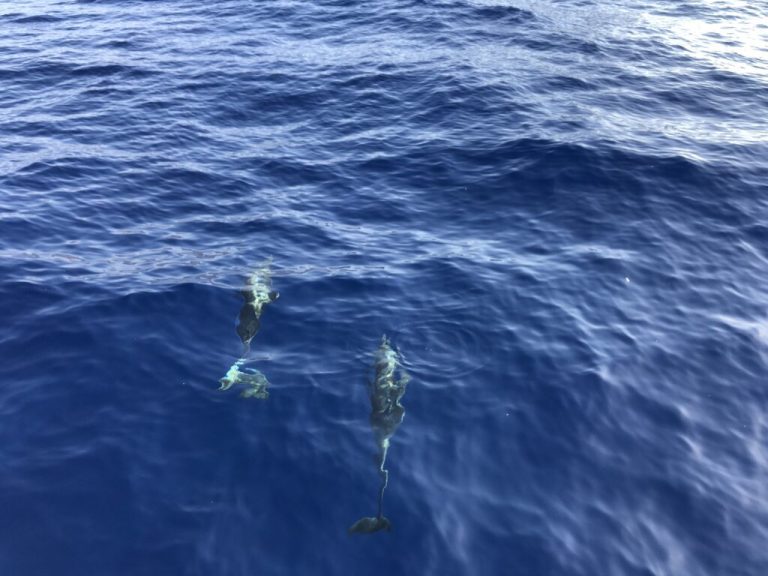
left=236, top=262, right=278, bottom=354
left=349, top=335, right=410, bottom=534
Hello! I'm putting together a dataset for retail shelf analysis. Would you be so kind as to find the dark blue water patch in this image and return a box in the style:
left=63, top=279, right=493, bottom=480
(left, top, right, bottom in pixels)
left=96, top=38, right=140, bottom=50
left=538, top=75, right=599, bottom=91
left=743, top=222, right=768, bottom=246
left=0, top=60, right=156, bottom=87
left=353, top=140, right=673, bottom=224
left=464, top=2, right=536, bottom=24
left=0, top=119, right=85, bottom=140
left=71, top=63, right=158, bottom=79
left=208, top=87, right=338, bottom=128
left=519, top=32, right=602, bottom=54
left=5, top=156, right=118, bottom=184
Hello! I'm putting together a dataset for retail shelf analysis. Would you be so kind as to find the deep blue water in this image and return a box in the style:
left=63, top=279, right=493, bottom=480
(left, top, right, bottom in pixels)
left=1, top=0, right=767, bottom=574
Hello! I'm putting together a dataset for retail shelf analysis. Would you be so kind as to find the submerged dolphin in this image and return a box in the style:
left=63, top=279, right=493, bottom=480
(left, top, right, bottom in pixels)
left=236, top=263, right=279, bottom=353
left=349, top=336, right=409, bottom=535
left=219, top=358, right=270, bottom=399
left=219, top=262, right=277, bottom=399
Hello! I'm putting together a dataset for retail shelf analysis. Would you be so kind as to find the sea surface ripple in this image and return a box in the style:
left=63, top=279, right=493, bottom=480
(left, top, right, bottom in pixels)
left=1, top=1, right=767, bottom=575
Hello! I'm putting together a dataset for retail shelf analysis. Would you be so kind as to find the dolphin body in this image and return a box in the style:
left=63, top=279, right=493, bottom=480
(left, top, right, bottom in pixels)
left=219, top=358, right=270, bottom=399
left=236, top=264, right=278, bottom=354
left=349, top=336, right=409, bottom=535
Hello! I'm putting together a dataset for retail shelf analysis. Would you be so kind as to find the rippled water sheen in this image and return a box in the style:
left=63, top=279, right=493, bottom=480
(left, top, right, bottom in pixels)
left=1, top=1, right=767, bottom=575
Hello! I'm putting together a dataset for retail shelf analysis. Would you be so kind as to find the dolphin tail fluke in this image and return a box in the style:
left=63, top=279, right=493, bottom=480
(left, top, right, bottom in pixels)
left=348, top=516, right=391, bottom=534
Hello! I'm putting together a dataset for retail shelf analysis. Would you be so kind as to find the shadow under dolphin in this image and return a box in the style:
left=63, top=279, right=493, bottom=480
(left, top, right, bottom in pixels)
left=349, top=335, right=410, bottom=535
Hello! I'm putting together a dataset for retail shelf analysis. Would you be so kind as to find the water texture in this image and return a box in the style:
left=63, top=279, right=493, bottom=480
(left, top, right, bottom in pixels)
left=1, top=0, right=767, bottom=574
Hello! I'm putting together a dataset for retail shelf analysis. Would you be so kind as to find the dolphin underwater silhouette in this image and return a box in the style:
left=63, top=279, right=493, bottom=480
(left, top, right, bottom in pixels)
left=236, top=263, right=278, bottom=353
left=219, top=262, right=278, bottom=399
left=349, top=336, right=410, bottom=535
left=219, top=358, right=269, bottom=399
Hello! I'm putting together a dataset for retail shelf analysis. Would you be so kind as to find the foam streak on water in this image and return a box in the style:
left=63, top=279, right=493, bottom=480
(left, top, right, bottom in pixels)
left=1, top=1, right=767, bottom=575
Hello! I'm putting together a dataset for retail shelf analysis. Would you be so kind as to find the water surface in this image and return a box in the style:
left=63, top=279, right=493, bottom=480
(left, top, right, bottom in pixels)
left=1, top=1, right=767, bottom=575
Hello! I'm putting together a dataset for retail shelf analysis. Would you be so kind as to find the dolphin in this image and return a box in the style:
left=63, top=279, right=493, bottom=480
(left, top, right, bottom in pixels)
left=349, top=335, right=410, bottom=535
left=236, top=262, right=279, bottom=354
left=219, top=262, right=277, bottom=399
left=219, top=358, right=270, bottom=399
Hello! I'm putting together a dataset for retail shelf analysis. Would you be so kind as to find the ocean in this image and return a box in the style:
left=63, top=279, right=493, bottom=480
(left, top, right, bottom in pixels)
left=1, top=1, right=767, bottom=574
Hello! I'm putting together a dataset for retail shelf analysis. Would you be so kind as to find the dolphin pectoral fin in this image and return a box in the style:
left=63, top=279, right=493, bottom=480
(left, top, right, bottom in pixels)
left=348, top=516, right=391, bottom=534
left=268, top=290, right=279, bottom=302
left=219, top=378, right=233, bottom=391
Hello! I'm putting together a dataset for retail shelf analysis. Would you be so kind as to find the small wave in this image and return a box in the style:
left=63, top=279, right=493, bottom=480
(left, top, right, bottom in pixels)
left=465, top=2, right=536, bottom=24
left=9, top=14, right=64, bottom=24
left=71, top=63, right=157, bottom=78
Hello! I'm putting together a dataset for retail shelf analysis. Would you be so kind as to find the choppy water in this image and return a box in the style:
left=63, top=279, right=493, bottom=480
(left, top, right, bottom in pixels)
left=1, top=1, right=767, bottom=574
